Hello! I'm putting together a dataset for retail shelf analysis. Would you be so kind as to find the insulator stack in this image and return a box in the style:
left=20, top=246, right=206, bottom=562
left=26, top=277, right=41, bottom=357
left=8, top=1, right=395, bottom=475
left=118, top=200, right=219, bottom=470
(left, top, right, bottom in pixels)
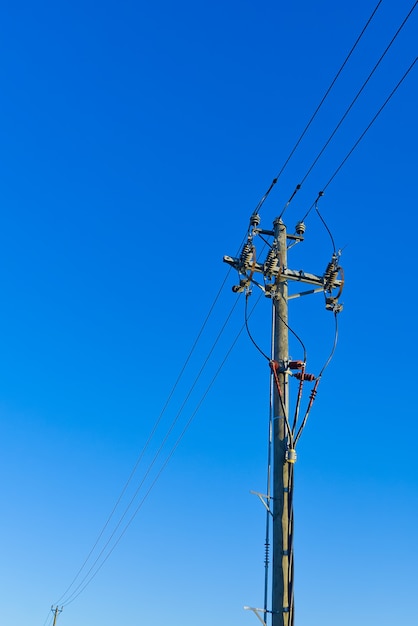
left=264, top=248, right=279, bottom=277
left=249, top=213, right=261, bottom=228
left=295, top=221, right=306, bottom=235
left=309, top=387, right=318, bottom=401
left=240, top=242, right=254, bottom=268
left=294, top=372, right=316, bottom=382
left=325, top=269, right=339, bottom=292
left=323, top=260, right=335, bottom=282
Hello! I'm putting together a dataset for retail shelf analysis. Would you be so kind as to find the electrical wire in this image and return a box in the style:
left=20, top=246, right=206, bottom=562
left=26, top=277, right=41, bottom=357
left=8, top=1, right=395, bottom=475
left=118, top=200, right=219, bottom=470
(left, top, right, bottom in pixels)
left=296, top=1, right=417, bottom=193
left=42, top=610, right=53, bottom=626
left=263, top=352, right=273, bottom=619
left=287, top=462, right=295, bottom=623
left=52, top=213, right=257, bottom=610
left=276, top=309, right=307, bottom=364
left=317, top=311, right=339, bottom=380
left=245, top=291, right=270, bottom=361
left=59, top=294, right=263, bottom=607
left=54, top=268, right=234, bottom=605
left=315, top=199, right=337, bottom=254
left=56, top=293, right=242, bottom=606
left=323, top=55, right=418, bottom=193
left=294, top=312, right=339, bottom=445
left=252, top=0, right=383, bottom=215
left=300, top=54, right=418, bottom=223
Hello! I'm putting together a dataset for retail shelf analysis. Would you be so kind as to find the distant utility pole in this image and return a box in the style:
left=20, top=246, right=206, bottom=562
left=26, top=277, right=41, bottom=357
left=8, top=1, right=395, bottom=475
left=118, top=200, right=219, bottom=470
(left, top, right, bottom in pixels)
left=51, top=605, right=63, bottom=626
left=224, top=212, right=343, bottom=626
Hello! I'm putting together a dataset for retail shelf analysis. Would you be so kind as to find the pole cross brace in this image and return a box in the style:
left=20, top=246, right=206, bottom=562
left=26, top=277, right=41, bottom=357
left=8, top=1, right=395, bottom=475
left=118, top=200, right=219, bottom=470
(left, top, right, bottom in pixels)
left=223, top=255, right=343, bottom=289
left=288, top=287, right=324, bottom=300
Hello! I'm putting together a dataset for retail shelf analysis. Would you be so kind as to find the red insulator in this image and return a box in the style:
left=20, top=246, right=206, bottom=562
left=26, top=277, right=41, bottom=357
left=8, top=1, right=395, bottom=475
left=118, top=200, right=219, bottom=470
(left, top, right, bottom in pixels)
left=289, top=360, right=304, bottom=370
left=294, top=372, right=316, bottom=381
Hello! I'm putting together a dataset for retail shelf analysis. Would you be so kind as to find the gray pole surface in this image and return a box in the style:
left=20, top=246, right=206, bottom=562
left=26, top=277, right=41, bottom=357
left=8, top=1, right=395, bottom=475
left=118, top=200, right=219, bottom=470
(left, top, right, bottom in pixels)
left=271, top=218, right=293, bottom=626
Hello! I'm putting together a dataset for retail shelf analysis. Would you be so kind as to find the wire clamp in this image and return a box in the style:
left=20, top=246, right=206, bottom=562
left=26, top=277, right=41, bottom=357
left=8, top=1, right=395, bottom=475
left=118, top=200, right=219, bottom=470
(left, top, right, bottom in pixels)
left=286, top=448, right=297, bottom=463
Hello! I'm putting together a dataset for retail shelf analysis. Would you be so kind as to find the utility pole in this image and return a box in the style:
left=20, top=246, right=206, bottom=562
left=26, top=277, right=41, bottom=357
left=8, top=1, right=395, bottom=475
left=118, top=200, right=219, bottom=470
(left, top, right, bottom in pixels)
left=224, top=210, right=343, bottom=626
left=51, top=605, right=63, bottom=626
left=271, top=217, right=292, bottom=626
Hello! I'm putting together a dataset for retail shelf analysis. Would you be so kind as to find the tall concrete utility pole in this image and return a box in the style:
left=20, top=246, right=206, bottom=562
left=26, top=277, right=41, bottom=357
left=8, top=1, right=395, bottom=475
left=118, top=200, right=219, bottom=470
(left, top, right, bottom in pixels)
left=271, top=218, right=292, bottom=626
left=224, top=211, right=343, bottom=626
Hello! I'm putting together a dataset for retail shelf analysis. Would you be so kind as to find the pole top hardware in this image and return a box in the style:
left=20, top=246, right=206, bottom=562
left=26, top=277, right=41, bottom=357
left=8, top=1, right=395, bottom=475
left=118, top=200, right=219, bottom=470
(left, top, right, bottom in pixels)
left=295, top=221, right=306, bottom=235
left=224, top=226, right=344, bottom=310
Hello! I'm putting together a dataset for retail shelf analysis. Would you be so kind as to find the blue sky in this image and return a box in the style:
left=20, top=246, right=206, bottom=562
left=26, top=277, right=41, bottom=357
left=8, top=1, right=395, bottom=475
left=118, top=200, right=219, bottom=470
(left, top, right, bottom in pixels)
left=0, top=1, right=417, bottom=625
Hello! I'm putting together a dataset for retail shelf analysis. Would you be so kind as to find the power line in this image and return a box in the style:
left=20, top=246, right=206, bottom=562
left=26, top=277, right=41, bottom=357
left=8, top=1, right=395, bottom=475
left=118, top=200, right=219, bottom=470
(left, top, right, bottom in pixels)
left=42, top=610, right=53, bottom=626
left=294, top=312, right=339, bottom=445
left=54, top=268, right=234, bottom=606
left=300, top=54, right=417, bottom=222
left=55, top=289, right=246, bottom=607
left=52, top=227, right=256, bottom=609
left=59, top=295, right=262, bottom=607
left=322, top=55, right=418, bottom=192
left=294, top=0, right=418, bottom=193
left=252, top=0, right=383, bottom=215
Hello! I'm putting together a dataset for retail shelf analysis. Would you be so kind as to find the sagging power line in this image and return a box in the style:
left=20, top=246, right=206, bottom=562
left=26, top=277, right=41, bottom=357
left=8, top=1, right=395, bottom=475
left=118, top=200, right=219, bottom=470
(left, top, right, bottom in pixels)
left=252, top=0, right=384, bottom=216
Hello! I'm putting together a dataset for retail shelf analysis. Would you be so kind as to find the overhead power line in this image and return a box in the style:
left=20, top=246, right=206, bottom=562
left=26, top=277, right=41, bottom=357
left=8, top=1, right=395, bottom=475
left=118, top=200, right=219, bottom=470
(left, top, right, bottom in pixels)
left=301, top=54, right=418, bottom=222
left=56, top=294, right=262, bottom=608
left=292, top=0, right=418, bottom=196
left=52, top=265, right=269, bottom=610
left=54, top=267, right=234, bottom=606
left=322, top=55, right=418, bottom=192
left=252, top=0, right=383, bottom=215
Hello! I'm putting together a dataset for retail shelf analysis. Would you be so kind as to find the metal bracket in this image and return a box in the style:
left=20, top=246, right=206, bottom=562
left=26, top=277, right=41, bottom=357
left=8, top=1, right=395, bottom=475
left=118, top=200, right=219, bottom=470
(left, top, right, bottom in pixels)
left=288, top=287, right=324, bottom=300
left=223, top=255, right=342, bottom=289
left=244, top=606, right=268, bottom=626
left=250, top=490, right=273, bottom=516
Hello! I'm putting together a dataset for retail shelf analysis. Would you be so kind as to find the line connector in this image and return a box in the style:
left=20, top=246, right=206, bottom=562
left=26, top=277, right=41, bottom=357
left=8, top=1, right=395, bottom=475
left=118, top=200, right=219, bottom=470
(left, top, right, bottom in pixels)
left=286, top=448, right=297, bottom=463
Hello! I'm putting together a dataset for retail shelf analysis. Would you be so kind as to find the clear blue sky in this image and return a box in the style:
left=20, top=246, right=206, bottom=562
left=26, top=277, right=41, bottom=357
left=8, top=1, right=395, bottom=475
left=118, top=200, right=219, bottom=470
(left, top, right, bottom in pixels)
left=0, top=1, right=417, bottom=625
